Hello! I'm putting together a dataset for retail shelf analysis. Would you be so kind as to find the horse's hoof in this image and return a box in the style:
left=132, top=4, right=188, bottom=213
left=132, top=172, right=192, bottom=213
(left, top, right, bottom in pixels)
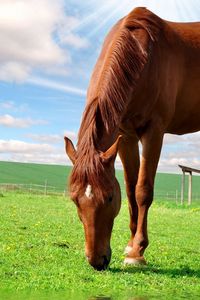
left=124, top=246, right=133, bottom=255
left=124, top=256, right=147, bottom=266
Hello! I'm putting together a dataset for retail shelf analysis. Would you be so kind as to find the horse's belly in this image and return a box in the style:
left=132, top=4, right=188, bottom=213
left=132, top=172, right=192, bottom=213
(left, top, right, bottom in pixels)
left=167, top=103, right=200, bottom=135
left=166, top=74, right=200, bottom=135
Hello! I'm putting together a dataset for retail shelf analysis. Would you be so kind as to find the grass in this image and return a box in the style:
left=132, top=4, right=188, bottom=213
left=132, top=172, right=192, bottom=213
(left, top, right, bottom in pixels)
left=0, top=192, right=200, bottom=299
left=0, top=161, right=70, bottom=191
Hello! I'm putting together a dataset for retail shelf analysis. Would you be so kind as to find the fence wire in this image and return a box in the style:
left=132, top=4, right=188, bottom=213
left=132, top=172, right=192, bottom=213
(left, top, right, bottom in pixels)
left=0, top=183, right=199, bottom=204
left=0, top=183, right=66, bottom=196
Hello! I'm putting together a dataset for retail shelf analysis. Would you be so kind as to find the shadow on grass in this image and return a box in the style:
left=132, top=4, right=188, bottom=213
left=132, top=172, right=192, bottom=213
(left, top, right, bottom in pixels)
left=89, top=297, right=147, bottom=300
left=109, top=264, right=200, bottom=278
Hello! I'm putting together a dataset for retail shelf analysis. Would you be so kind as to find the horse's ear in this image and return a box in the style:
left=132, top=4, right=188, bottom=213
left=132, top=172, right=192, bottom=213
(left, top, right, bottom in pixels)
left=100, top=135, right=122, bottom=164
left=64, top=136, right=77, bottom=165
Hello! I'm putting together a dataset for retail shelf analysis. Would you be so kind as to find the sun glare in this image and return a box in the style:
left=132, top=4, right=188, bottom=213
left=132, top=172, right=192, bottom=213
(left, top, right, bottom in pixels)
left=88, top=0, right=131, bottom=37
left=80, top=0, right=200, bottom=38
left=67, top=0, right=200, bottom=51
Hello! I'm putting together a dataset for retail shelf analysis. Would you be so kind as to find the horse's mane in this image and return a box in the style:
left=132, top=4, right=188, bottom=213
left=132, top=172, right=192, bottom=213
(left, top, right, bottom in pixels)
left=70, top=8, right=162, bottom=199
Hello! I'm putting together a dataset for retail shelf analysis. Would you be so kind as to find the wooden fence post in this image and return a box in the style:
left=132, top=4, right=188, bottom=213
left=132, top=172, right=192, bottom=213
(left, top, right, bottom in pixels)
left=181, top=171, right=185, bottom=205
left=188, top=172, right=192, bottom=205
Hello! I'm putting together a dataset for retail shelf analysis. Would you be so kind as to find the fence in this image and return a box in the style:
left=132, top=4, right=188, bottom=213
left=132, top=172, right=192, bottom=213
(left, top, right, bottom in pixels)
left=154, top=190, right=179, bottom=202
left=0, top=183, right=199, bottom=204
left=0, top=183, right=67, bottom=196
left=155, top=190, right=200, bottom=204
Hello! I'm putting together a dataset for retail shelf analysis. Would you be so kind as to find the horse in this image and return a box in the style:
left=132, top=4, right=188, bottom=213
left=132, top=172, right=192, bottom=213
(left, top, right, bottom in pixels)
left=64, top=7, right=200, bottom=271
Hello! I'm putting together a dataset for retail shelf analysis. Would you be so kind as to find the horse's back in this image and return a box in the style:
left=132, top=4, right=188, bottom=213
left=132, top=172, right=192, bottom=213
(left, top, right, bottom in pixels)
left=167, top=21, right=200, bottom=47
left=164, top=21, right=200, bottom=135
left=128, top=9, right=200, bottom=135
left=87, top=7, right=200, bottom=136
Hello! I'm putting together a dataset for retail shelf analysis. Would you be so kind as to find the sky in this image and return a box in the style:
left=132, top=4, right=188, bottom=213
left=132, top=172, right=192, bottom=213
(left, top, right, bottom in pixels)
left=0, top=0, right=200, bottom=173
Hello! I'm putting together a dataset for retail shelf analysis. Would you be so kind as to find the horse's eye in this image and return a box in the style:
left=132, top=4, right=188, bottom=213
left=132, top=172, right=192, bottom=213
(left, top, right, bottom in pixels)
left=108, top=196, right=113, bottom=203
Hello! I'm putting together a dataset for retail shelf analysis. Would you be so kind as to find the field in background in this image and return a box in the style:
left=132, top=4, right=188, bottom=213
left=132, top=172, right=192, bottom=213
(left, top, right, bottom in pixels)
left=0, top=161, right=69, bottom=192
left=1, top=161, right=200, bottom=202
left=0, top=192, right=199, bottom=297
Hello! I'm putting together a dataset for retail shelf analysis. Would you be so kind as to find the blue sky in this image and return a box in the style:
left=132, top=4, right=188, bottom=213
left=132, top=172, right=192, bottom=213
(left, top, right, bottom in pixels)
left=0, top=0, right=200, bottom=172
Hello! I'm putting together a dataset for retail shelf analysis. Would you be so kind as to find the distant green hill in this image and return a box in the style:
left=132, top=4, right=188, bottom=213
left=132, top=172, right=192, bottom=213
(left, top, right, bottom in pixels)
left=0, top=161, right=200, bottom=201
left=0, top=161, right=70, bottom=192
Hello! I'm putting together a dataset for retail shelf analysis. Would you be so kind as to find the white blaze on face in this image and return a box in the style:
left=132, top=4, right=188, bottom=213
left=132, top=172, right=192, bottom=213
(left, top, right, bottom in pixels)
left=85, top=184, right=93, bottom=199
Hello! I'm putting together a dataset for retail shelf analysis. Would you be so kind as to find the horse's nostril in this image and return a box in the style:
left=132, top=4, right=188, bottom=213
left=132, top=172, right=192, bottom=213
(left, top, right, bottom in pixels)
left=87, top=257, right=110, bottom=271
left=86, top=251, right=111, bottom=271
left=95, top=264, right=106, bottom=271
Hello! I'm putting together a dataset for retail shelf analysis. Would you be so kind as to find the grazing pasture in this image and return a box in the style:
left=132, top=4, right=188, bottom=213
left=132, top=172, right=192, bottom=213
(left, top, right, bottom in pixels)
left=0, top=161, right=69, bottom=192
left=0, top=192, right=199, bottom=298
left=1, top=161, right=200, bottom=201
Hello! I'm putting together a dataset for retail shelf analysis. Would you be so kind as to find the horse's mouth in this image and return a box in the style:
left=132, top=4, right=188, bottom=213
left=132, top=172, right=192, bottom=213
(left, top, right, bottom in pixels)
left=86, top=253, right=111, bottom=271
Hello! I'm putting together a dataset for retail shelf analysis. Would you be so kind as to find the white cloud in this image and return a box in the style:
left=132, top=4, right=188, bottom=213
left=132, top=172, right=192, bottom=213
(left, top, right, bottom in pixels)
left=0, top=139, right=71, bottom=165
left=0, top=0, right=89, bottom=82
left=0, top=139, right=53, bottom=153
left=0, top=100, right=15, bottom=110
left=25, top=134, right=62, bottom=144
left=27, top=76, right=87, bottom=96
left=163, top=134, right=184, bottom=145
left=62, top=33, right=89, bottom=49
left=0, top=62, right=31, bottom=82
left=58, top=15, right=89, bottom=48
left=115, top=132, right=200, bottom=173
left=0, top=100, right=28, bottom=112
left=0, top=114, right=47, bottom=128
left=8, top=153, right=69, bottom=165
left=158, top=132, right=200, bottom=173
left=63, top=130, right=77, bottom=141
left=158, top=155, right=200, bottom=173
left=25, top=131, right=77, bottom=144
left=164, top=132, right=200, bottom=146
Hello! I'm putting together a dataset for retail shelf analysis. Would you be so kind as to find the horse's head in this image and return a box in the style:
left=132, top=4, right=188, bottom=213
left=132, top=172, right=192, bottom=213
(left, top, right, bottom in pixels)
left=64, top=136, right=122, bottom=271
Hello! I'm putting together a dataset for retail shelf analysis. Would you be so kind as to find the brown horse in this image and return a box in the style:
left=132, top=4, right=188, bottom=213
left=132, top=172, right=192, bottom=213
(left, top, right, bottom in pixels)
left=65, top=7, right=200, bottom=270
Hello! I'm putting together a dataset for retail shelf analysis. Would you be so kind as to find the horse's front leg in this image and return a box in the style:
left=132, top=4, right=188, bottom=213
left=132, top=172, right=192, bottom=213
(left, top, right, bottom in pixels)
left=118, top=134, right=140, bottom=255
left=124, top=123, right=164, bottom=265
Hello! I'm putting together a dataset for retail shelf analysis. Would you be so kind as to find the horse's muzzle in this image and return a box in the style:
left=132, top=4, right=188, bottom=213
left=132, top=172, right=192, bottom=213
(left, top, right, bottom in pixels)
left=86, top=248, right=111, bottom=271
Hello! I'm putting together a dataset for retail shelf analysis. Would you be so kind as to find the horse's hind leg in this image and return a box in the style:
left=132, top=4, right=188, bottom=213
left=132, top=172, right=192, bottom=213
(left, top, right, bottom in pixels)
left=118, top=134, right=140, bottom=255
left=124, top=123, right=164, bottom=265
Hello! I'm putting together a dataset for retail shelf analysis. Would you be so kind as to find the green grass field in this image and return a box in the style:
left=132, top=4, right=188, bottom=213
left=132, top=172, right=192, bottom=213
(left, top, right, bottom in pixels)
left=0, top=161, right=69, bottom=191
left=0, top=192, right=200, bottom=299
left=1, top=161, right=200, bottom=202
